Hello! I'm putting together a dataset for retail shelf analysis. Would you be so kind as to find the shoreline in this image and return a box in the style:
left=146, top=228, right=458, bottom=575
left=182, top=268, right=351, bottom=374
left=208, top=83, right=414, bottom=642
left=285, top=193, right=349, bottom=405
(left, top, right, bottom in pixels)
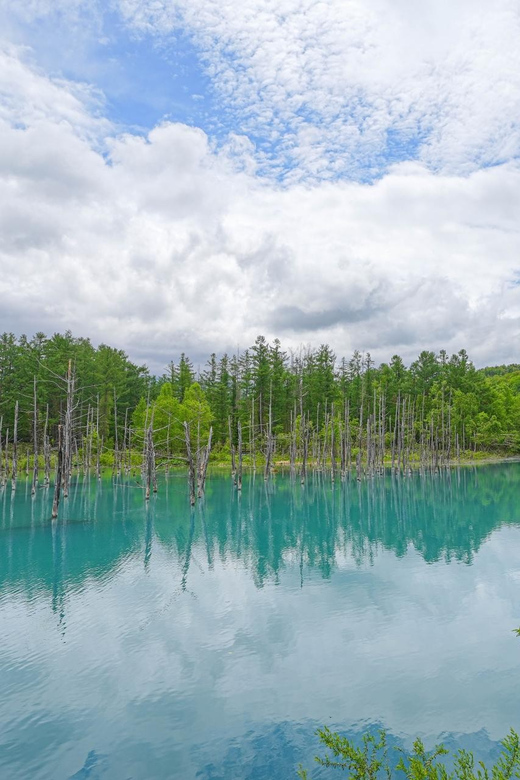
left=206, top=454, right=520, bottom=471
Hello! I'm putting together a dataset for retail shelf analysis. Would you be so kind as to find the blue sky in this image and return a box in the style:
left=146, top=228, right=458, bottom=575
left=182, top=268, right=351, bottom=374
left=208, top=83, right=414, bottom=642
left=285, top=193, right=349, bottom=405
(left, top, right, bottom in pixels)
left=0, top=0, right=519, bottom=368
left=1, top=1, right=441, bottom=182
left=4, top=7, right=214, bottom=134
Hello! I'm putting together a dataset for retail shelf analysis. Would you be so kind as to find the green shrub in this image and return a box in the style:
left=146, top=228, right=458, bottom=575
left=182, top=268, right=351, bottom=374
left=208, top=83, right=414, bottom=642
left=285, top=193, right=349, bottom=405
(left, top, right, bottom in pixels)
left=297, top=728, right=520, bottom=780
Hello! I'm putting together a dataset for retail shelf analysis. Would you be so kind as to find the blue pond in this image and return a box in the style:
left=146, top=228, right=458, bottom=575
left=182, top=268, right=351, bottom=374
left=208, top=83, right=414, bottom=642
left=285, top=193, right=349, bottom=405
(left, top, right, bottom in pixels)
left=1, top=464, right=519, bottom=779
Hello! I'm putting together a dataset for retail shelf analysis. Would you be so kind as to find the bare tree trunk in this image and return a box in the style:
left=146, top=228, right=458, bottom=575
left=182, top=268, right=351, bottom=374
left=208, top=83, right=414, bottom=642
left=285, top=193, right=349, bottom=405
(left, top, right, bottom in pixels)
left=0, top=416, right=3, bottom=487
left=166, top=419, right=170, bottom=474
left=228, top=415, right=236, bottom=482
left=237, top=420, right=243, bottom=491
left=83, top=404, right=90, bottom=477
left=113, top=388, right=119, bottom=479
left=251, top=397, right=256, bottom=472
left=264, top=391, right=273, bottom=481
left=31, top=377, right=38, bottom=495
left=184, top=421, right=196, bottom=506
left=97, top=436, right=103, bottom=480
left=62, top=360, right=74, bottom=498
left=3, top=429, right=9, bottom=489
left=330, top=403, right=336, bottom=481
left=145, top=423, right=157, bottom=500
left=346, top=401, right=352, bottom=475
left=198, top=426, right=213, bottom=498
left=316, top=402, right=321, bottom=470
left=290, top=408, right=297, bottom=475
left=96, top=394, right=101, bottom=478
left=52, top=424, right=63, bottom=519
left=142, top=393, right=150, bottom=481
left=124, top=410, right=131, bottom=475
left=11, top=400, right=18, bottom=491
left=43, top=405, right=50, bottom=486
left=300, top=414, right=309, bottom=485
left=357, top=396, right=364, bottom=480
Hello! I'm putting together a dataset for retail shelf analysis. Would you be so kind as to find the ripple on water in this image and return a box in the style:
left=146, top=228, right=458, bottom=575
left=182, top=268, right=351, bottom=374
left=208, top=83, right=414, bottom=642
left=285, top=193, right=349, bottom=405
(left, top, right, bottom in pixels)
left=1, top=467, right=520, bottom=779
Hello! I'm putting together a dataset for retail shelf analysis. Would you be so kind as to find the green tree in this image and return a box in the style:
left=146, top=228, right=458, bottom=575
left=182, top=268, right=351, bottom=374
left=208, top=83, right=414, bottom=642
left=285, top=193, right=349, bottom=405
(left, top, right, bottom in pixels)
left=180, top=382, right=213, bottom=449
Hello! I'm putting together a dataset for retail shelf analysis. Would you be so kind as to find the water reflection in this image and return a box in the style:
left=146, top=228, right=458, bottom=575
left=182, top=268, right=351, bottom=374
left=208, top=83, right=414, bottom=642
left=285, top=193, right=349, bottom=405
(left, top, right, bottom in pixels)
left=2, top=464, right=519, bottom=599
left=193, top=720, right=505, bottom=780
left=1, top=464, right=519, bottom=780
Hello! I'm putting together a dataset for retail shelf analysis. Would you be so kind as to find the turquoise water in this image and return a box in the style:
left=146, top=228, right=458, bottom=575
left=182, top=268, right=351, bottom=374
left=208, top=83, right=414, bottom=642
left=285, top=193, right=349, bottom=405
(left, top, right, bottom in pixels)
left=1, top=464, right=520, bottom=779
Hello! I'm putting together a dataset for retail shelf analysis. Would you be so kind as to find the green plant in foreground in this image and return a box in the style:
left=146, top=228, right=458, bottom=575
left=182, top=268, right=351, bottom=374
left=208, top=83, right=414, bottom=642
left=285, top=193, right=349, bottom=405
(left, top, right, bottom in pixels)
left=297, top=728, right=520, bottom=780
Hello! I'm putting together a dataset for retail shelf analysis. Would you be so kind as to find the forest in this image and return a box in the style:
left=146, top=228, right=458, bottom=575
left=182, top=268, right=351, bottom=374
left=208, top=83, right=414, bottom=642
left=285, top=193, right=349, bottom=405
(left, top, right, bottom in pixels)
left=0, top=330, right=519, bottom=503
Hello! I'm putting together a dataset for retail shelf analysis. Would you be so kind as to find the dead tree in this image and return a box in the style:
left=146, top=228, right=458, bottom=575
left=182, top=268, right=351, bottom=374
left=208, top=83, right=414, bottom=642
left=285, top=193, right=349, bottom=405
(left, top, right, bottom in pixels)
left=237, top=421, right=243, bottom=491
left=197, top=426, right=213, bottom=498
left=3, top=428, right=8, bottom=489
left=228, top=416, right=236, bottom=482
left=43, top=405, right=50, bottom=486
left=113, top=388, right=120, bottom=479
left=31, top=377, right=39, bottom=495
left=300, top=414, right=309, bottom=485
left=184, top=421, right=196, bottom=506
left=264, top=392, right=273, bottom=481
left=144, top=422, right=157, bottom=500
left=250, top=397, right=256, bottom=471
left=83, top=404, right=90, bottom=477
left=123, top=407, right=129, bottom=475
left=289, top=408, right=297, bottom=475
left=11, top=400, right=18, bottom=491
left=330, top=403, right=336, bottom=481
left=62, top=360, right=75, bottom=498
left=52, top=424, right=64, bottom=519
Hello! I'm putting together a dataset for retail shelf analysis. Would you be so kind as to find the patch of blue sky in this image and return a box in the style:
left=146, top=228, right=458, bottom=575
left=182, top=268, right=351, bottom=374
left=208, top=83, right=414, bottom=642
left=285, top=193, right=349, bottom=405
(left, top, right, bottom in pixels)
left=8, top=5, right=430, bottom=182
left=96, top=18, right=214, bottom=133
left=384, top=127, right=425, bottom=167
left=225, top=114, right=430, bottom=185
left=7, top=6, right=217, bottom=136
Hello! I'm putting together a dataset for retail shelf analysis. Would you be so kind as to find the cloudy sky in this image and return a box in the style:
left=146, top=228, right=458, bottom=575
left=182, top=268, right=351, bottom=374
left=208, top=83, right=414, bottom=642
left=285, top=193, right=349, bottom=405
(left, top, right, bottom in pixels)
left=1, top=0, right=519, bottom=371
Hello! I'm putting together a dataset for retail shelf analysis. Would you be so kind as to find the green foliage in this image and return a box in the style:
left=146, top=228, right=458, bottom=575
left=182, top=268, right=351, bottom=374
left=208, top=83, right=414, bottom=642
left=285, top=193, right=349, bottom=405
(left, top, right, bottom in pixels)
left=181, top=382, right=213, bottom=448
left=132, top=381, right=212, bottom=455
left=297, top=728, right=520, bottom=780
left=0, top=330, right=150, bottom=444
left=1, top=331, right=520, bottom=460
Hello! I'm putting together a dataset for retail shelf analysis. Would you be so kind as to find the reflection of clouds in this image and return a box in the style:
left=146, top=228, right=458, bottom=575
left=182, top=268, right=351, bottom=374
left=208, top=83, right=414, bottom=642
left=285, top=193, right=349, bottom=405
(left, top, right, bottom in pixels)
left=1, top=468, right=520, bottom=778
left=193, top=720, right=506, bottom=780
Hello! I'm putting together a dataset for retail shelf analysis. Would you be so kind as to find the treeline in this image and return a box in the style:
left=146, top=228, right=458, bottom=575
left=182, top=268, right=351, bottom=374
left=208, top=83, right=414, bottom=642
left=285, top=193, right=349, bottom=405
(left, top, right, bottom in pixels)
left=0, top=331, right=519, bottom=467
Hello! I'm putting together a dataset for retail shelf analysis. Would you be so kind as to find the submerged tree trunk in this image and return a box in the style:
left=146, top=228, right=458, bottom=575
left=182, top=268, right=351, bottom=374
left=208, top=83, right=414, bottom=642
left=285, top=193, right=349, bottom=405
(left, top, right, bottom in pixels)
left=145, top=423, right=156, bottom=500
left=228, top=416, right=236, bottom=483
left=52, top=424, right=63, bottom=519
left=198, top=426, right=213, bottom=498
left=11, top=400, right=18, bottom=491
left=237, top=421, right=243, bottom=491
left=32, top=377, right=39, bottom=496
left=300, top=414, right=309, bottom=485
left=184, top=421, right=196, bottom=506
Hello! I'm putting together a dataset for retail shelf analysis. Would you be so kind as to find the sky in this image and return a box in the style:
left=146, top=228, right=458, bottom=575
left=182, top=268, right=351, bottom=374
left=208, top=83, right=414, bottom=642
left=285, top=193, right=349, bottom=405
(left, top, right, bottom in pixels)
left=0, top=0, right=519, bottom=372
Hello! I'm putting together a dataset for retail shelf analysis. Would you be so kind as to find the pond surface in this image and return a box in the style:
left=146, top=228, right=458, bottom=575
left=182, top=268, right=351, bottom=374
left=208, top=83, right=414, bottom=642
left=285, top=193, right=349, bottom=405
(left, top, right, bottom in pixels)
left=1, top=464, right=520, bottom=779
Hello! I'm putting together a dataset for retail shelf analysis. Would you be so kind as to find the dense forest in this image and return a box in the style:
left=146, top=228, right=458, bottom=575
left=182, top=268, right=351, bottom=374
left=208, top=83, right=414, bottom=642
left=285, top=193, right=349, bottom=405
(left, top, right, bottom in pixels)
left=0, top=331, right=519, bottom=498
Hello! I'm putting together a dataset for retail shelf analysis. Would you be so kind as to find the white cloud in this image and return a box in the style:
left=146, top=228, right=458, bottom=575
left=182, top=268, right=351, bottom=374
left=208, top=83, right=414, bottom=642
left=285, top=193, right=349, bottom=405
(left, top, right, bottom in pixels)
left=0, top=44, right=519, bottom=370
left=0, top=43, right=106, bottom=129
left=3, top=0, right=520, bottom=179
left=115, top=0, right=520, bottom=180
